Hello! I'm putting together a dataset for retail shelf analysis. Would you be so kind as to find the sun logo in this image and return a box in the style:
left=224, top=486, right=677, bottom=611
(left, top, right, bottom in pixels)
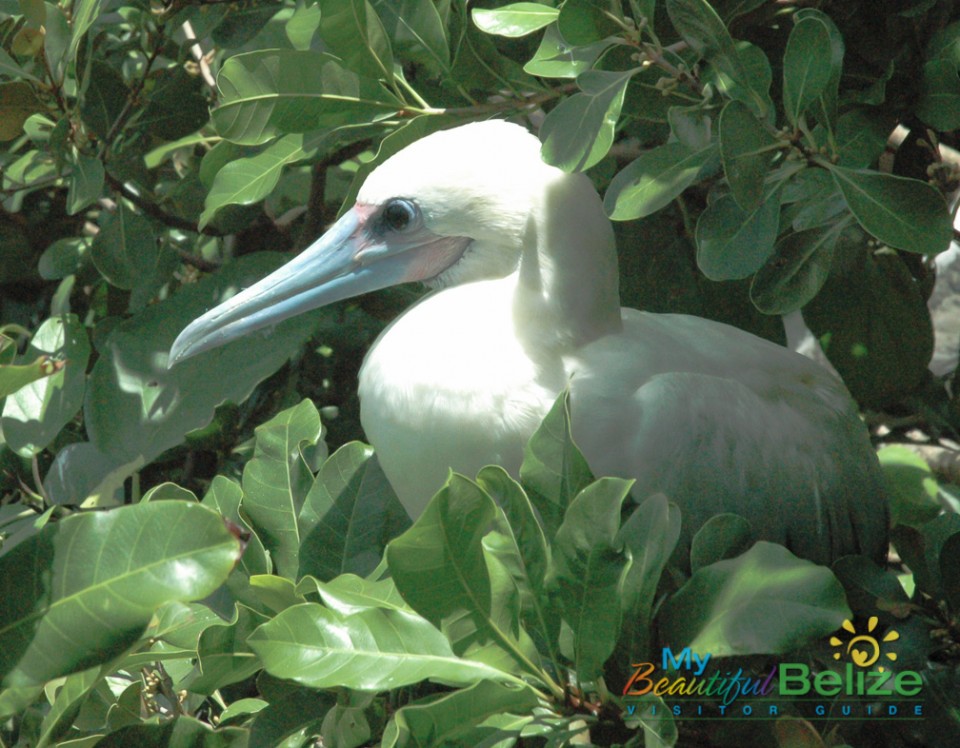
left=830, top=617, right=899, bottom=671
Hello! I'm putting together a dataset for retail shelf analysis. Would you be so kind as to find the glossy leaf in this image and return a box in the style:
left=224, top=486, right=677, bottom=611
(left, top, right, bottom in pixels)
left=605, top=142, right=716, bottom=220
left=1, top=315, right=89, bottom=456
left=373, top=0, right=450, bottom=73
left=835, top=109, right=894, bottom=168
left=696, top=188, right=781, bottom=280
left=241, top=399, right=323, bottom=580
left=802, top=252, right=933, bottom=406
left=658, top=542, right=850, bottom=656
left=519, top=393, right=593, bottom=540
left=718, top=100, right=779, bottom=210
left=0, top=501, right=240, bottom=687
left=298, top=442, right=409, bottom=581
left=66, top=151, right=104, bottom=215
left=188, top=605, right=268, bottom=694
left=89, top=202, right=155, bottom=291
left=248, top=603, right=521, bottom=689
left=827, top=165, right=952, bottom=255
left=319, top=0, right=394, bottom=80
left=0, top=356, right=63, bottom=400
left=548, top=478, right=632, bottom=679
left=200, top=135, right=313, bottom=229
left=557, top=0, right=623, bottom=45
left=472, top=3, right=559, bottom=37
left=750, top=223, right=842, bottom=314
left=782, top=15, right=836, bottom=126
left=878, top=445, right=941, bottom=528
left=523, top=24, right=611, bottom=79
left=540, top=69, right=635, bottom=172
left=303, top=573, right=411, bottom=614
left=214, top=50, right=400, bottom=145
left=383, top=679, right=540, bottom=747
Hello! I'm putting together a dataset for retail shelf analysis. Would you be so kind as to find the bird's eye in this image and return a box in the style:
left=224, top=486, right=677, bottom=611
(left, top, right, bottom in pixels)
left=382, top=199, right=416, bottom=232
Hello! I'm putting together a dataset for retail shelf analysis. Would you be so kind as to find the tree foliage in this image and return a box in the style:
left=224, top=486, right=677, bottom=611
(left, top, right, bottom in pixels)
left=2, top=0, right=960, bottom=745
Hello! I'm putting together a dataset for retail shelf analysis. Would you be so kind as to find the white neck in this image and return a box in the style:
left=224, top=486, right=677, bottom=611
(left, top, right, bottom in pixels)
left=513, top=170, right=622, bottom=352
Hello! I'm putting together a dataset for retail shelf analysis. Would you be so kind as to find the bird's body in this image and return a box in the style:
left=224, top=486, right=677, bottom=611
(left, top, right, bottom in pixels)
left=171, top=120, right=888, bottom=564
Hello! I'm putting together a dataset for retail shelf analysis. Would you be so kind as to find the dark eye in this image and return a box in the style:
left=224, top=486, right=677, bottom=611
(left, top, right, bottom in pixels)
left=382, top=199, right=416, bottom=232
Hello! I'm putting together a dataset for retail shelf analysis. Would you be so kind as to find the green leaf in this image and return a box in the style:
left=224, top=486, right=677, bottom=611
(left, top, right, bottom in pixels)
left=472, top=3, right=558, bottom=37
left=794, top=9, right=844, bottom=130
left=67, top=0, right=104, bottom=62
left=302, top=573, right=411, bottom=614
left=0, top=47, right=41, bottom=84
left=201, top=475, right=269, bottom=579
left=667, top=105, right=712, bottom=151
left=35, top=666, right=101, bottom=747
left=214, top=50, right=400, bottom=145
left=92, top=715, right=243, bottom=748
left=802, top=252, right=933, bottom=406
left=539, top=68, right=636, bottom=172
left=701, top=40, right=774, bottom=121
left=665, top=0, right=765, bottom=116
left=0, top=356, right=62, bottom=400
left=248, top=687, right=334, bottom=748
left=557, top=0, right=623, bottom=45
left=658, top=542, right=850, bottom=656
left=604, top=142, right=716, bottom=221
left=548, top=478, right=632, bottom=680
left=695, top=188, right=781, bottom=281
left=827, top=165, right=952, bottom=255
left=373, top=0, right=450, bottom=73
left=836, top=109, right=895, bottom=168
left=719, top=100, right=779, bottom=210
left=248, top=603, right=521, bottom=689
left=0, top=501, right=240, bottom=687
left=200, top=135, right=313, bottom=230
left=749, top=223, right=843, bottom=314
left=83, top=254, right=323, bottom=479
left=319, top=0, right=394, bottom=79
left=79, top=60, right=127, bottom=141
left=878, top=445, right=941, bottom=528
left=90, top=202, right=155, bottom=290
left=523, top=24, right=611, bottom=79
left=1, top=315, right=89, bottom=456
left=138, top=67, right=210, bottom=141
left=689, top=513, right=755, bottom=572
left=298, top=442, right=410, bottom=581
left=188, top=605, right=268, bottom=694
left=383, top=679, right=540, bottom=748
left=66, top=151, right=103, bottom=215
left=832, top=555, right=912, bottom=619
left=519, top=393, right=594, bottom=540
left=917, top=58, right=960, bottom=131
left=616, top=494, right=681, bottom=660
left=241, top=399, right=323, bottom=580
left=0, top=81, right=46, bottom=141
left=386, top=476, right=545, bottom=684
left=782, top=16, right=835, bottom=126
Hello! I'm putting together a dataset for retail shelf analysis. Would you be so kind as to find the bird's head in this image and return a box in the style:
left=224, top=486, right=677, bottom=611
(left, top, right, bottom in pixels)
left=169, top=119, right=559, bottom=365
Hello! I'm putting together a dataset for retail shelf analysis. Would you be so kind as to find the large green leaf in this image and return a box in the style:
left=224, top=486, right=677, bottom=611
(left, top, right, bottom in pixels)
left=1, top=315, right=89, bottom=456
left=382, top=679, right=540, bottom=747
left=0, top=501, right=240, bottom=687
left=539, top=68, right=636, bottom=172
left=782, top=15, right=835, bottom=126
left=547, top=478, right=632, bottom=680
left=298, top=442, right=410, bottom=581
left=718, top=100, right=779, bottom=210
left=616, top=494, right=681, bottom=660
left=557, top=0, right=622, bottom=45
left=519, top=393, right=593, bottom=540
left=918, top=58, right=960, bottom=131
left=604, top=142, right=716, bottom=221
left=523, top=24, right=611, bottom=79
left=695, top=188, right=781, bottom=280
left=83, top=253, right=322, bottom=476
left=213, top=50, right=400, bottom=145
left=0, top=356, right=62, bottom=401
left=472, top=3, right=558, bottom=37
left=877, top=445, right=941, bottom=528
left=89, top=202, right=156, bottom=291
left=802, top=251, right=933, bottom=406
left=66, top=151, right=104, bottom=215
left=248, top=603, right=522, bottom=689
left=319, top=0, right=394, bottom=80
left=241, top=399, right=323, bottom=580
left=749, top=223, right=843, bottom=314
left=373, top=0, right=450, bottom=74
left=188, top=605, right=268, bottom=694
left=78, top=60, right=127, bottom=141
left=827, top=165, right=952, bottom=255
left=386, top=476, right=547, bottom=686
left=657, top=542, right=850, bottom=656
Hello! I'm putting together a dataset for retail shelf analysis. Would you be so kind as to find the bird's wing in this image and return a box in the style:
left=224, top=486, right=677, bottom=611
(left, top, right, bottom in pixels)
left=567, top=310, right=888, bottom=564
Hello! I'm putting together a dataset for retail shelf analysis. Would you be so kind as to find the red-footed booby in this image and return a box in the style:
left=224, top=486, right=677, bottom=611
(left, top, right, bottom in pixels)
left=170, top=120, right=888, bottom=564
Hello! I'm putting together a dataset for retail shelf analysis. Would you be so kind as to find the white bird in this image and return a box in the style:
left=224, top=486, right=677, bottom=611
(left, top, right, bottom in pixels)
left=170, top=120, right=888, bottom=565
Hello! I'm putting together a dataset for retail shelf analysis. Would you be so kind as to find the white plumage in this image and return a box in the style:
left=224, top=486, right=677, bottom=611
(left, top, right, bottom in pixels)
left=171, top=120, right=888, bottom=564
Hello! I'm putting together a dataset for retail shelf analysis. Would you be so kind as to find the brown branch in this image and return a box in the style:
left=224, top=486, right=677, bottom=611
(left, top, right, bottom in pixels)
left=297, top=139, right=372, bottom=250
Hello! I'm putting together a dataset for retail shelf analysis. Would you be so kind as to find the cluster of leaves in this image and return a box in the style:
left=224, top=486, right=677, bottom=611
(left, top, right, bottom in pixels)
left=2, top=0, right=960, bottom=744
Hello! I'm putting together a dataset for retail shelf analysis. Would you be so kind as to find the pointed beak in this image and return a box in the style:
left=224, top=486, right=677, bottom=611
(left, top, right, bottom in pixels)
left=168, top=205, right=469, bottom=366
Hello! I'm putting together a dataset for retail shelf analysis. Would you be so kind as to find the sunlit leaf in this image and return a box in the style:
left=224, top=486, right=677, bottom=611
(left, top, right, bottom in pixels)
left=0, top=501, right=240, bottom=687
left=473, top=3, right=559, bottom=37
